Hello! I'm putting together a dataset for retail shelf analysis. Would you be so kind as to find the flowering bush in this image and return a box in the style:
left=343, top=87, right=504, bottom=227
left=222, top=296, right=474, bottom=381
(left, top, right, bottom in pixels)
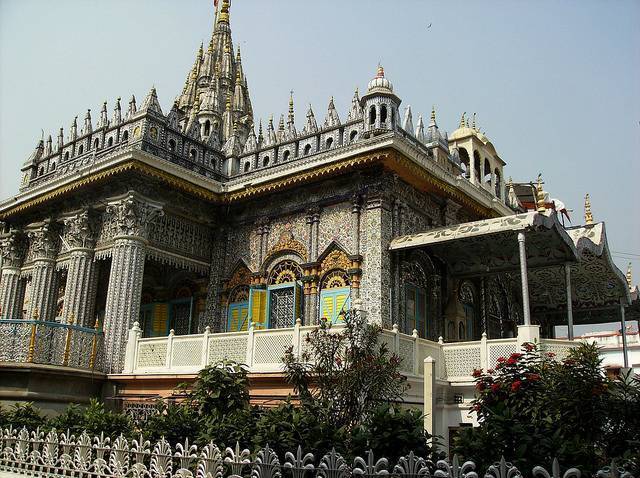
left=454, top=342, right=640, bottom=476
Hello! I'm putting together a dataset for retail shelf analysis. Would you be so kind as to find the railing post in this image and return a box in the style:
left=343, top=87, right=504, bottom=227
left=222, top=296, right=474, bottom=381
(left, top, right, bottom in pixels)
left=438, top=336, right=445, bottom=380
left=201, top=326, right=210, bottom=367
left=89, top=318, right=100, bottom=370
left=392, top=323, right=400, bottom=356
left=123, top=321, right=142, bottom=373
left=166, top=329, right=175, bottom=369
left=62, top=314, right=74, bottom=367
left=246, top=322, right=255, bottom=369
left=26, top=322, right=37, bottom=363
left=480, top=332, right=488, bottom=371
left=412, top=329, right=419, bottom=375
left=293, top=318, right=302, bottom=358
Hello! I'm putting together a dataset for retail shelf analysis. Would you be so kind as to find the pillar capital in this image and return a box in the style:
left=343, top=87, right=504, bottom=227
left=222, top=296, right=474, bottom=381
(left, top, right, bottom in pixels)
left=61, top=209, right=97, bottom=251
left=26, top=221, right=58, bottom=261
left=105, top=191, right=164, bottom=240
left=0, top=229, right=26, bottom=268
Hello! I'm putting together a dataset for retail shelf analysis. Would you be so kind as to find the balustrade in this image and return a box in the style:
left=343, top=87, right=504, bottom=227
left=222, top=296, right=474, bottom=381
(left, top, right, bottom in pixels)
left=0, top=318, right=104, bottom=372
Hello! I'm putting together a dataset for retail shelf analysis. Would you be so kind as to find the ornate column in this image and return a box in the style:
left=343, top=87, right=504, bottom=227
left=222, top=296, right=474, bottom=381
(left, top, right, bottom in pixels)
left=0, top=229, right=26, bottom=319
left=350, top=195, right=362, bottom=300
left=361, top=191, right=393, bottom=327
left=27, top=222, right=59, bottom=321
left=102, top=191, right=163, bottom=373
left=60, top=210, right=96, bottom=327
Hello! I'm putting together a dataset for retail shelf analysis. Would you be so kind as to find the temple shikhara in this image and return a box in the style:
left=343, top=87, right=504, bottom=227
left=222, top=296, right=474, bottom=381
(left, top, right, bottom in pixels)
left=0, top=0, right=637, bottom=451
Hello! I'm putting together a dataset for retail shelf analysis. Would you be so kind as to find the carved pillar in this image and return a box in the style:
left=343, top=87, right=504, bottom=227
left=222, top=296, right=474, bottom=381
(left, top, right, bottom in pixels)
left=27, top=222, right=59, bottom=321
left=361, top=192, right=392, bottom=327
left=203, top=226, right=226, bottom=332
left=432, top=274, right=442, bottom=340
left=102, top=191, right=163, bottom=373
left=350, top=196, right=362, bottom=300
left=61, top=211, right=96, bottom=327
left=0, top=230, right=26, bottom=319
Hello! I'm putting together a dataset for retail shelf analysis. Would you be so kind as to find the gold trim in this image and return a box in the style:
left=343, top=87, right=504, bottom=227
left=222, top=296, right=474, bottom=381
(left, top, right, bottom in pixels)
left=1, top=147, right=498, bottom=221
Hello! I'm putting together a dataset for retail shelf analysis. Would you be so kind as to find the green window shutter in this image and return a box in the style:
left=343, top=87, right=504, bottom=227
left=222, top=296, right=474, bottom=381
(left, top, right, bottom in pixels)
left=227, top=301, right=249, bottom=332
left=320, top=287, right=351, bottom=324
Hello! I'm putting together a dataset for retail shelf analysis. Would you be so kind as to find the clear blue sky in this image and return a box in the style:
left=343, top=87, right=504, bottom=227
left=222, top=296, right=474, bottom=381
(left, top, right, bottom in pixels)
left=1, top=0, right=638, bottom=281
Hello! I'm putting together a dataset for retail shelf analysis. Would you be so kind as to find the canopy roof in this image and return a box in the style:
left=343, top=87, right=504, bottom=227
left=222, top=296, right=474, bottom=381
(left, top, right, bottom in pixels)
left=390, top=212, right=577, bottom=276
left=390, top=212, right=631, bottom=323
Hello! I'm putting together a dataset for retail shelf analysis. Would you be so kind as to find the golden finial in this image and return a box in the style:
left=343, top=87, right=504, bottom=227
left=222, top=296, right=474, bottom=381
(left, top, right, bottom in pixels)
left=431, top=105, right=436, bottom=123
left=459, top=112, right=466, bottom=128
left=208, top=38, right=214, bottom=53
left=236, top=45, right=242, bottom=62
left=376, top=64, right=385, bottom=78
left=584, top=193, right=593, bottom=225
left=536, top=173, right=546, bottom=213
left=627, top=262, right=633, bottom=291
left=218, top=0, right=230, bottom=23
left=472, top=113, right=476, bottom=130
left=225, top=91, right=232, bottom=111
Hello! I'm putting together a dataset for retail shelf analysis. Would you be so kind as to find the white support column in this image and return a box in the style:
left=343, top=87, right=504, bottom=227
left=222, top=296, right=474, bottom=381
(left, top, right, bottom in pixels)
left=201, top=326, right=210, bottom=367
left=423, top=356, right=437, bottom=438
left=565, top=263, right=574, bottom=340
left=620, top=301, right=629, bottom=369
left=517, top=232, right=531, bottom=326
left=123, top=321, right=141, bottom=374
left=27, top=223, right=58, bottom=321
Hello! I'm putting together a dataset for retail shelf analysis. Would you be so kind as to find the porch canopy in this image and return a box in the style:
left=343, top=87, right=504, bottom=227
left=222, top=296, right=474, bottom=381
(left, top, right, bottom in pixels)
left=390, top=212, right=632, bottom=341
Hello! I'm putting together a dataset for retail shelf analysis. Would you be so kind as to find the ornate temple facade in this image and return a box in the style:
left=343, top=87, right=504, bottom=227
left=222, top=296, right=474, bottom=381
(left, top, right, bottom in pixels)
left=0, top=0, right=636, bottom=447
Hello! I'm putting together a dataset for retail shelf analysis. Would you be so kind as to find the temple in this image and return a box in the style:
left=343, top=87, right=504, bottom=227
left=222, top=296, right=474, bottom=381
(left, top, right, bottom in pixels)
left=0, top=0, right=637, bottom=451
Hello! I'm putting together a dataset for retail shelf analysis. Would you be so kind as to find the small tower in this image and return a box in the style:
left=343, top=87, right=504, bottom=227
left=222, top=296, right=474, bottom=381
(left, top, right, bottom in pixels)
left=360, top=65, right=401, bottom=138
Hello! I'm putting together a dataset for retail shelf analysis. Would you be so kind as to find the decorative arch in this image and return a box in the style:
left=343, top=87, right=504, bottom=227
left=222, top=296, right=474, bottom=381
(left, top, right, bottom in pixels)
left=225, top=261, right=253, bottom=332
left=317, top=245, right=352, bottom=324
left=268, top=260, right=302, bottom=285
left=265, top=231, right=308, bottom=266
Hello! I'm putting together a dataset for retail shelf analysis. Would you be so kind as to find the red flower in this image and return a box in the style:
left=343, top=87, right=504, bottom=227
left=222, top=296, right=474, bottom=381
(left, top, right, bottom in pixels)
left=523, top=342, right=535, bottom=352
left=526, top=373, right=540, bottom=381
left=491, top=383, right=500, bottom=392
left=487, top=368, right=495, bottom=374
left=476, top=382, right=485, bottom=391
left=546, top=352, right=556, bottom=358
left=510, top=353, right=523, bottom=360
left=507, top=357, right=517, bottom=365
left=511, top=380, right=522, bottom=392
left=473, top=404, right=481, bottom=411
left=497, top=357, right=506, bottom=363
left=472, top=368, right=483, bottom=378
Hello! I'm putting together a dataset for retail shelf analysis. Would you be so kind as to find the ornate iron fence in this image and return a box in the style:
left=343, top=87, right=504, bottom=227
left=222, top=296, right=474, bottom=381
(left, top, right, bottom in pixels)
left=0, top=427, right=635, bottom=478
left=0, top=319, right=104, bottom=372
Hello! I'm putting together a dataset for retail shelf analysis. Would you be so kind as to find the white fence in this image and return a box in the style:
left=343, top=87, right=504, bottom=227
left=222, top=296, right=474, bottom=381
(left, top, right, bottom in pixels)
left=122, top=321, right=576, bottom=383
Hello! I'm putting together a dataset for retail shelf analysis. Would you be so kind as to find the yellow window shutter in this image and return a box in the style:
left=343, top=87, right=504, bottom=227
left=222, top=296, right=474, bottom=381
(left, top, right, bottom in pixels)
left=321, top=295, right=334, bottom=322
left=249, top=289, right=267, bottom=330
left=239, top=304, right=249, bottom=331
left=153, top=304, right=169, bottom=334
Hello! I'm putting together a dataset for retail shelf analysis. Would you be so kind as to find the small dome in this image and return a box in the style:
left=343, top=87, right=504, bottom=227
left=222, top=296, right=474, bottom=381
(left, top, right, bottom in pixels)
left=367, top=65, right=393, bottom=93
left=449, top=126, right=475, bottom=141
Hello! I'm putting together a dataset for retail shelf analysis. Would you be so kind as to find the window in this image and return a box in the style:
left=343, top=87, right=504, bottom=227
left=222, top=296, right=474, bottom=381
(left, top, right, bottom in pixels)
left=303, top=144, right=311, bottom=156
left=107, top=137, right=114, bottom=147
left=227, top=286, right=250, bottom=332
left=494, top=169, right=501, bottom=197
left=39, top=167, right=44, bottom=176
left=190, top=149, right=197, bottom=160
left=369, top=105, right=376, bottom=125
left=244, top=162, right=250, bottom=172
left=325, top=137, right=333, bottom=149
left=350, top=130, right=358, bottom=142
left=405, top=283, right=427, bottom=337
left=283, top=150, right=290, bottom=161
left=122, top=130, right=129, bottom=142
left=168, top=139, right=176, bottom=151
left=204, top=120, right=211, bottom=137
left=380, top=104, right=388, bottom=123
left=263, top=156, right=269, bottom=167
left=78, top=145, right=84, bottom=155
left=93, top=138, right=99, bottom=149
left=319, top=270, right=351, bottom=324
left=459, top=282, right=475, bottom=341
left=266, top=260, right=303, bottom=329
left=64, top=151, right=70, bottom=161
left=50, top=162, right=56, bottom=171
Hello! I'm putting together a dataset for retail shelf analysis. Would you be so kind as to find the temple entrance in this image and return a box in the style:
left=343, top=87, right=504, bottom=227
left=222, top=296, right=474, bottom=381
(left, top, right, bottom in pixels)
left=138, top=259, right=207, bottom=337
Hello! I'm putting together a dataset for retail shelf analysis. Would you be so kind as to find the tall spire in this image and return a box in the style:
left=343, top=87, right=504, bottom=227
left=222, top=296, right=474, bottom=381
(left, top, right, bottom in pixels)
left=324, top=97, right=340, bottom=128
left=415, top=115, right=425, bottom=142
left=302, top=104, right=318, bottom=134
left=430, top=105, right=437, bottom=126
left=112, top=97, right=122, bottom=124
left=126, top=95, right=137, bottom=119
left=459, top=112, right=466, bottom=129
left=218, top=0, right=230, bottom=24
left=69, top=116, right=78, bottom=141
left=347, top=88, right=362, bottom=121
left=83, top=109, right=92, bottom=135
left=98, top=101, right=108, bottom=129
left=402, top=106, right=414, bottom=133
left=584, top=193, right=593, bottom=225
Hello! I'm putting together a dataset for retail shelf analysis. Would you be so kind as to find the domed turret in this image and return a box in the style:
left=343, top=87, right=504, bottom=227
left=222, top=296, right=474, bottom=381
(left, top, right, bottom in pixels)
left=360, top=65, right=401, bottom=138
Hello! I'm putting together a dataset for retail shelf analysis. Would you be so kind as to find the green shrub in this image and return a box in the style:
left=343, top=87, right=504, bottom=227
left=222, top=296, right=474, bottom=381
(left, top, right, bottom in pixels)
left=143, top=400, right=200, bottom=445
left=6, top=402, right=47, bottom=431
left=80, top=399, right=133, bottom=438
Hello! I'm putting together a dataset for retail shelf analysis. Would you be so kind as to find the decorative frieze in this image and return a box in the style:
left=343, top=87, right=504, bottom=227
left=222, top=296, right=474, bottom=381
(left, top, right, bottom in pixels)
left=0, top=229, right=26, bottom=269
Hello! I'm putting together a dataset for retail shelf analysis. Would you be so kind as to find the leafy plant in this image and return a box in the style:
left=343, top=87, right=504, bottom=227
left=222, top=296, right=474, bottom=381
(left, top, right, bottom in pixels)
left=454, top=342, right=640, bottom=475
left=5, top=402, right=47, bottom=431
left=80, top=399, right=133, bottom=438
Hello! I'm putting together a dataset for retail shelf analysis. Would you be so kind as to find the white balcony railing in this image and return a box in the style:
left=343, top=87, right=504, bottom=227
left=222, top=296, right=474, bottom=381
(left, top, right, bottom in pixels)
left=121, top=321, right=576, bottom=383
